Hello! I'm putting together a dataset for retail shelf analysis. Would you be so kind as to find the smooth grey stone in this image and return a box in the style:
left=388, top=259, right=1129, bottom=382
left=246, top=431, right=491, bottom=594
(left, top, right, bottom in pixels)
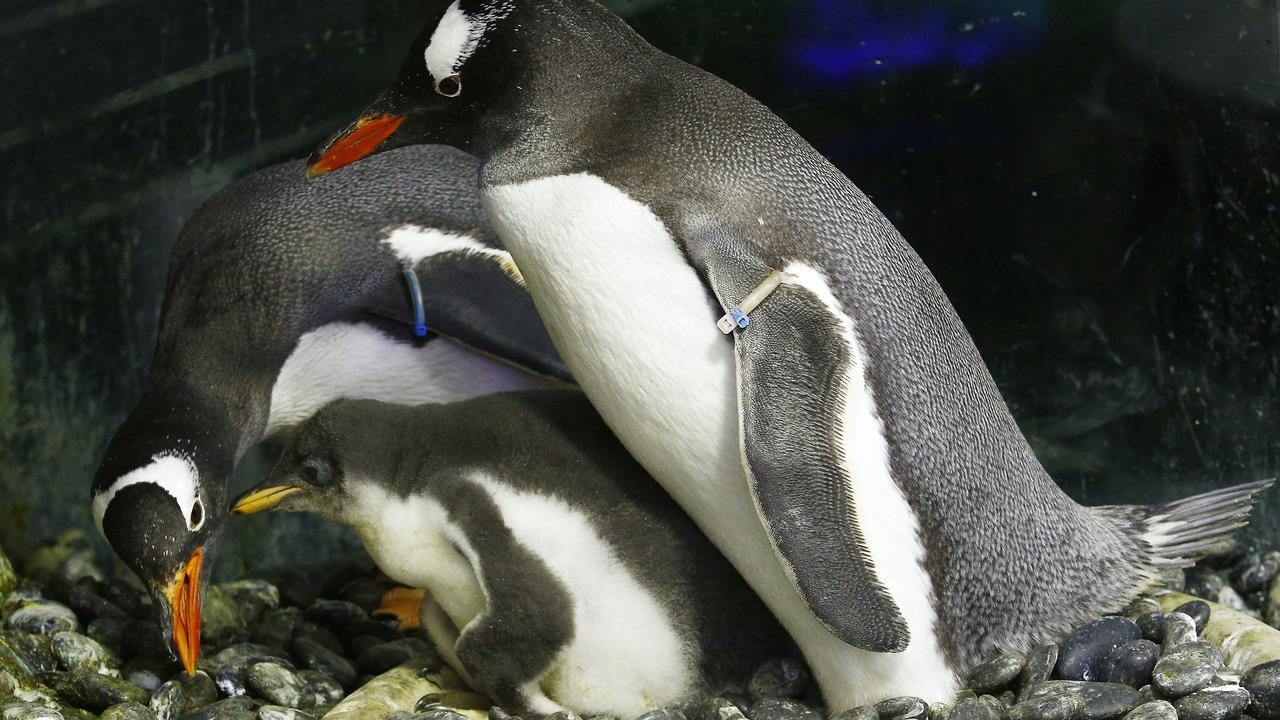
left=338, top=618, right=399, bottom=646
left=1245, top=661, right=1280, bottom=720
left=545, top=713, right=581, bottom=720
left=1158, top=569, right=1186, bottom=593
left=949, top=698, right=1002, bottom=720
left=998, top=692, right=1017, bottom=708
left=1100, top=640, right=1160, bottom=687
left=749, top=658, right=810, bottom=700
left=63, top=584, right=126, bottom=623
left=176, top=697, right=258, bottom=720
left=412, top=711, right=467, bottom=720
left=215, top=667, right=246, bottom=698
left=1174, top=687, right=1252, bottom=720
left=5, top=605, right=77, bottom=638
left=969, top=655, right=1025, bottom=694
left=123, top=621, right=168, bottom=660
left=302, top=601, right=366, bottom=630
left=256, top=707, right=313, bottom=720
left=876, top=697, right=927, bottom=719
left=1187, top=572, right=1228, bottom=601
left=488, top=707, right=517, bottom=720
left=1058, top=618, right=1143, bottom=682
left=100, top=702, right=158, bottom=720
left=1121, top=701, right=1177, bottom=720
left=928, top=704, right=951, bottom=720
left=176, top=671, right=218, bottom=709
left=295, top=670, right=343, bottom=708
left=209, top=645, right=292, bottom=677
left=246, top=619, right=293, bottom=653
left=51, top=632, right=117, bottom=676
left=635, top=710, right=684, bottom=720
left=39, top=670, right=148, bottom=711
left=749, top=698, right=821, bottom=720
left=288, top=624, right=342, bottom=658
left=1216, top=587, right=1249, bottom=613
left=1231, top=553, right=1280, bottom=594
left=1161, top=613, right=1199, bottom=651
left=1125, top=599, right=1161, bottom=620
left=697, top=697, right=746, bottom=720
left=355, top=638, right=434, bottom=675
left=346, top=635, right=382, bottom=659
left=202, top=588, right=248, bottom=651
left=1136, top=687, right=1156, bottom=705
left=0, top=633, right=57, bottom=674
left=101, top=580, right=145, bottom=621
left=1023, top=681, right=1140, bottom=720
left=976, top=696, right=1006, bottom=717
left=0, top=703, right=63, bottom=720
left=246, top=663, right=304, bottom=709
left=150, top=681, right=185, bottom=720
left=123, top=656, right=170, bottom=693
left=86, top=617, right=129, bottom=657
left=1152, top=641, right=1223, bottom=698
left=1175, top=601, right=1212, bottom=635
left=1018, top=645, right=1059, bottom=698
left=1007, top=694, right=1084, bottom=720
left=387, top=713, right=414, bottom=720
left=289, top=638, right=356, bottom=689
left=219, top=582, right=279, bottom=627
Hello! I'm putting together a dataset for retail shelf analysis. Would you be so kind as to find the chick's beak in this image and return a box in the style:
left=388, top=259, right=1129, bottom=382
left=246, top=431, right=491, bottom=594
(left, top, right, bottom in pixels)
left=168, top=547, right=203, bottom=676
left=231, top=484, right=304, bottom=515
left=307, top=113, right=405, bottom=177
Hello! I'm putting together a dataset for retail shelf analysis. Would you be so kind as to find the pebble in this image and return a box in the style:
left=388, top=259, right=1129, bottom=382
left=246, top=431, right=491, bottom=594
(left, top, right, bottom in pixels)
left=1058, top=618, right=1143, bottom=682
left=876, top=697, right=926, bottom=719
left=256, top=707, right=314, bottom=720
left=1023, top=681, right=1139, bottom=720
left=1008, top=693, right=1084, bottom=720
left=414, top=711, right=468, bottom=720
left=51, top=632, right=117, bottom=676
left=100, top=580, right=145, bottom=621
left=1242, top=661, right=1280, bottom=720
left=697, top=697, right=747, bottom=720
left=1151, top=641, right=1222, bottom=698
left=246, top=663, right=304, bottom=709
left=302, top=601, right=366, bottom=630
left=176, top=697, right=258, bottom=720
left=1174, top=602, right=1212, bottom=635
left=0, top=704, right=63, bottom=720
left=289, top=624, right=342, bottom=659
left=1173, top=686, right=1252, bottom=720
left=296, top=670, right=343, bottom=707
left=748, top=658, right=809, bottom=700
left=39, top=670, right=147, bottom=712
left=177, top=672, right=219, bottom=709
left=289, top=638, right=355, bottom=689
left=100, top=702, right=158, bottom=720
left=122, top=657, right=168, bottom=693
left=215, top=667, right=246, bottom=698
left=354, top=638, right=435, bottom=675
left=5, top=604, right=78, bottom=637
left=636, top=710, right=684, bottom=720
left=1, top=632, right=58, bottom=673
left=1122, top=701, right=1177, bottom=720
left=1100, top=640, right=1159, bottom=687
left=1231, top=553, right=1280, bottom=594
left=1019, top=645, right=1059, bottom=699
left=949, top=698, right=1002, bottom=720
left=1134, top=614, right=1166, bottom=644
left=62, top=584, right=127, bottom=623
left=750, top=698, right=821, bottom=720
left=202, top=588, right=248, bottom=650
left=122, top=621, right=167, bottom=660
left=927, top=703, right=950, bottom=720
left=968, top=655, right=1024, bottom=694
left=150, top=681, right=185, bottom=720
left=1160, top=613, right=1198, bottom=651
left=86, top=617, right=129, bottom=657
left=220, top=582, right=280, bottom=626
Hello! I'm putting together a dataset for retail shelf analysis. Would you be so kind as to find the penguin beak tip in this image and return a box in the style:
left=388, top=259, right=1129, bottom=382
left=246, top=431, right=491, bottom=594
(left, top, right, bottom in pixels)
left=308, top=113, right=406, bottom=177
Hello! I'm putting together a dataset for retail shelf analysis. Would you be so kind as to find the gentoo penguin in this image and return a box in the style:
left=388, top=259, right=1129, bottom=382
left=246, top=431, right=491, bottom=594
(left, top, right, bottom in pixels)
left=90, top=144, right=566, bottom=675
left=231, top=391, right=794, bottom=719
left=305, top=0, right=1273, bottom=707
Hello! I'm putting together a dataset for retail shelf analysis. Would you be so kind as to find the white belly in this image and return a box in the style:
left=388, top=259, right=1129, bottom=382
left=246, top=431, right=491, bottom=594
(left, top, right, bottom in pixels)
left=266, top=322, right=553, bottom=436
left=484, top=174, right=956, bottom=709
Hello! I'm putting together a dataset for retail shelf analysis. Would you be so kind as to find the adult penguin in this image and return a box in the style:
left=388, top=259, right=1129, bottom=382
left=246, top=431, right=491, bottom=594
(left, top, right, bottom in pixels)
left=306, top=0, right=1271, bottom=707
left=90, top=144, right=566, bottom=675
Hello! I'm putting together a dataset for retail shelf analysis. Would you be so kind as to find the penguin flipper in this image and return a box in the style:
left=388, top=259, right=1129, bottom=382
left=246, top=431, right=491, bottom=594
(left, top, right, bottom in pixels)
left=730, top=264, right=911, bottom=653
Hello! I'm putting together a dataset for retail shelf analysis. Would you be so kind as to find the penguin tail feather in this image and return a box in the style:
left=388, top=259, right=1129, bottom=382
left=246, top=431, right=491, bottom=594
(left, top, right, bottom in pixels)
left=1135, top=479, right=1274, bottom=568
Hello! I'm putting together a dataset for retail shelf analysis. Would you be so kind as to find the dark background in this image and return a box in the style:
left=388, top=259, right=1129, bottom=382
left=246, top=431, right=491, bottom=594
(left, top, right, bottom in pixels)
left=1, top=0, right=1276, bottom=578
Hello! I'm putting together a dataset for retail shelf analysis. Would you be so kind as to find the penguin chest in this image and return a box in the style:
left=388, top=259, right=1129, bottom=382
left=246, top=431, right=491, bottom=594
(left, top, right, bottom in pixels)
left=482, top=175, right=745, bottom=516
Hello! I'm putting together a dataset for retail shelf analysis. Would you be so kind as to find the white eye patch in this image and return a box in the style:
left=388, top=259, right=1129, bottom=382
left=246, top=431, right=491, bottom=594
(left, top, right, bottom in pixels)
left=92, top=453, right=205, bottom=536
left=423, top=0, right=515, bottom=82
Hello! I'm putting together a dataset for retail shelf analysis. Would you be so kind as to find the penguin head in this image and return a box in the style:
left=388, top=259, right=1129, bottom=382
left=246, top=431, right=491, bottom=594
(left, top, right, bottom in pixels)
left=231, top=402, right=354, bottom=521
left=309, top=0, right=640, bottom=175
left=90, top=409, right=233, bottom=676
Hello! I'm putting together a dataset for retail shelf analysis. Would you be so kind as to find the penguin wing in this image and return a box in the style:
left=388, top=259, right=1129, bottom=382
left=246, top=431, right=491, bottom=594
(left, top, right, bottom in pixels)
left=724, top=261, right=911, bottom=653
left=366, top=250, right=574, bottom=383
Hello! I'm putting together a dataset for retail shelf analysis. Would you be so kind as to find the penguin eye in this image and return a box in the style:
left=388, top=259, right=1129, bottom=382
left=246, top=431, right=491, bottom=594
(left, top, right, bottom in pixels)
left=301, top=455, right=335, bottom=487
left=188, top=499, right=205, bottom=531
left=435, top=74, right=462, bottom=98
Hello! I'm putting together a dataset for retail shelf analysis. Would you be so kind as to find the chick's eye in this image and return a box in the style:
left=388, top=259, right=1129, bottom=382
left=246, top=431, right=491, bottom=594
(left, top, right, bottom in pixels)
left=301, top=456, right=334, bottom=487
left=435, top=74, right=462, bottom=98
left=188, top=499, right=205, bottom=530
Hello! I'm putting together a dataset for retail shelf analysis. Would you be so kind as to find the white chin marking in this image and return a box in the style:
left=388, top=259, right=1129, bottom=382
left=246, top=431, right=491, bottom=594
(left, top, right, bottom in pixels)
left=265, top=322, right=553, bottom=437
left=482, top=173, right=956, bottom=707
left=92, top=453, right=200, bottom=536
left=383, top=224, right=524, bottom=286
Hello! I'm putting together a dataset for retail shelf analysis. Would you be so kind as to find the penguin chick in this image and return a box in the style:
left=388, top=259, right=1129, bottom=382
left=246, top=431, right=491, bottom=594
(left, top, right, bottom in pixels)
left=233, top=390, right=794, bottom=719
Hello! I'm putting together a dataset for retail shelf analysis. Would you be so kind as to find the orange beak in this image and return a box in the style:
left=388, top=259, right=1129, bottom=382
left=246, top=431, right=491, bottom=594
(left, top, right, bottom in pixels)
left=168, top=547, right=204, bottom=676
left=307, top=114, right=405, bottom=177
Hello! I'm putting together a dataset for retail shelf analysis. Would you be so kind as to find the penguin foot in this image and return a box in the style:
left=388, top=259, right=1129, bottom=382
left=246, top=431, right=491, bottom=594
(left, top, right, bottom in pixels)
left=374, top=586, right=428, bottom=631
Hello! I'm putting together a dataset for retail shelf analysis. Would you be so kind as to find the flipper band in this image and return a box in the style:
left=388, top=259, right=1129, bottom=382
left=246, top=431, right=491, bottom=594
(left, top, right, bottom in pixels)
left=718, top=271, right=784, bottom=334
left=402, top=262, right=429, bottom=338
